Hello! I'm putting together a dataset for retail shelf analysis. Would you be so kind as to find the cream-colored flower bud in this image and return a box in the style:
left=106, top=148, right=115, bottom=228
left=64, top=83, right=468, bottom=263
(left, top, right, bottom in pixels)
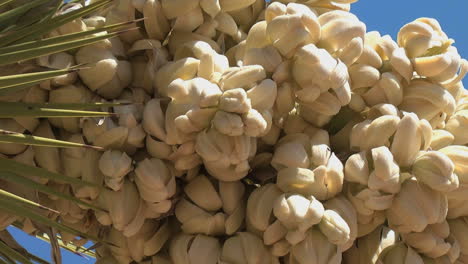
left=165, top=78, right=221, bottom=144
left=104, top=0, right=143, bottom=43
left=412, top=40, right=468, bottom=86
left=345, top=147, right=401, bottom=194
left=60, top=134, right=85, bottom=180
left=273, top=194, right=324, bottom=244
left=335, top=36, right=364, bottom=66
left=97, top=180, right=146, bottom=237
left=446, top=110, right=468, bottom=145
left=244, top=45, right=283, bottom=73
left=350, top=115, right=400, bottom=152
left=244, top=21, right=270, bottom=52
left=398, top=17, right=448, bottom=58
left=32, top=121, right=62, bottom=174
left=247, top=184, right=283, bottom=233
left=11, top=147, right=44, bottom=185
left=195, top=128, right=256, bottom=181
left=200, top=0, right=221, bottom=17
left=362, top=72, right=404, bottom=107
left=403, top=221, right=458, bottom=259
left=166, top=140, right=203, bottom=172
left=298, top=91, right=345, bottom=127
left=173, top=40, right=229, bottom=80
left=175, top=198, right=225, bottom=235
left=228, top=0, right=264, bottom=32
left=82, top=117, right=129, bottom=150
left=142, top=99, right=167, bottom=143
left=455, top=254, right=468, bottom=264
left=245, top=79, right=278, bottom=111
left=37, top=52, right=77, bottom=86
left=343, top=225, right=398, bottom=264
left=73, top=148, right=103, bottom=200
left=134, top=158, right=175, bottom=215
left=196, top=18, right=219, bottom=39
left=219, top=232, right=275, bottom=264
left=324, top=196, right=358, bottom=251
left=273, top=134, right=343, bottom=200
left=129, top=40, right=168, bottom=94
left=219, top=181, right=246, bottom=235
left=104, top=227, right=132, bottom=264
left=348, top=63, right=380, bottom=91
left=99, top=150, right=133, bottom=191
left=357, top=44, right=383, bottom=69
left=170, top=234, right=220, bottom=264
left=392, top=113, right=433, bottom=166
left=351, top=112, right=432, bottom=167
left=274, top=82, right=296, bottom=119
left=113, top=220, right=170, bottom=263
left=439, top=146, right=468, bottom=218
left=242, top=108, right=269, bottom=137
left=377, top=243, right=424, bottom=264
left=389, top=47, right=413, bottom=83
left=0, top=119, right=28, bottom=155
left=318, top=10, right=365, bottom=60
left=214, top=12, right=245, bottom=42
left=154, top=58, right=200, bottom=96
left=171, top=6, right=204, bottom=32
left=219, top=88, right=252, bottom=113
left=160, top=0, right=199, bottom=19
left=184, top=174, right=222, bottom=211
left=448, top=217, right=468, bottom=255
left=412, top=151, right=459, bottom=192
left=167, top=30, right=221, bottom=56
left=387, top=179, right=448, bottom=234
left=289, top=228, right=342, bottom=264
left=219, top=64, right=266, bottom=91
left=83, top=15, right=106, bottom=28
left=400, top=80, right=456, bottom=128
left=266, top=3, right=321, bottom=57
left=367, top=104, right=401, bottom=119
left=319, top=209, right=351, bottom=245
left=219, top=0, right=256, bottom=12
left=95, top=256, right=119, bottom=264
left=48, top=84, right=94, bottom=133
left=293, top=44, right=350, bottom=99
left=431, top=130, right=455, bottom=150
left=213, top=111, right=244, bottom=136
left=76, top=40, right=131, bottom=99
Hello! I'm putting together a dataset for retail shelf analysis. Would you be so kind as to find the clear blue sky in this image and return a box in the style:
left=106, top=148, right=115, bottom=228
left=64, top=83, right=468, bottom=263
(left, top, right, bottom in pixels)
left=12, top=1, right=468, bottom=263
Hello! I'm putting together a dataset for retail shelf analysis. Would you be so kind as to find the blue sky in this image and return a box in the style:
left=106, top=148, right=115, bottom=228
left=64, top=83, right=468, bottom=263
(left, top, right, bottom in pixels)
left=12, top=1, right=468, bottom=263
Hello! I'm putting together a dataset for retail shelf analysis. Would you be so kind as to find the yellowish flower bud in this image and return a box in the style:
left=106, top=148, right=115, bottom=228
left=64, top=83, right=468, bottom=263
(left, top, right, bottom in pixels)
left=412, top=151, right=459, bottom=192
left=377, top=243, right=424, bottom=264
left=273, top=194, right=324, bottom=244
left=387, top=179, right=448, bottom=234
left=289, top=229, right=342, bottom=264
left=219, top=232, right=275, bottom=264
left=170, top=234, right=220, bottom=264
left=99, top=150, right=133, bottom=191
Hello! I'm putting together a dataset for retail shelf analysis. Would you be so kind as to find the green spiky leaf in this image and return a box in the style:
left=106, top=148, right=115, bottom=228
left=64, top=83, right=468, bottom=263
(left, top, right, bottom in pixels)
left=0, top=158, right=101, bottom=188
left=0, top=198, right=101, bottom=242
left=0, top=129, right=103, bottom=150
left=0, top=172, right=105, bottom=212
left=0, top=102, right=114, bottom=118
left=0, top=0, right=112, bottom=46
left=0, top=189, right=58, bottom=214
left=0, top=30, right=122, bottom=66
left=0, top=240, right=32, bottom=264
left=0, top=67, right=82, bottom=95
